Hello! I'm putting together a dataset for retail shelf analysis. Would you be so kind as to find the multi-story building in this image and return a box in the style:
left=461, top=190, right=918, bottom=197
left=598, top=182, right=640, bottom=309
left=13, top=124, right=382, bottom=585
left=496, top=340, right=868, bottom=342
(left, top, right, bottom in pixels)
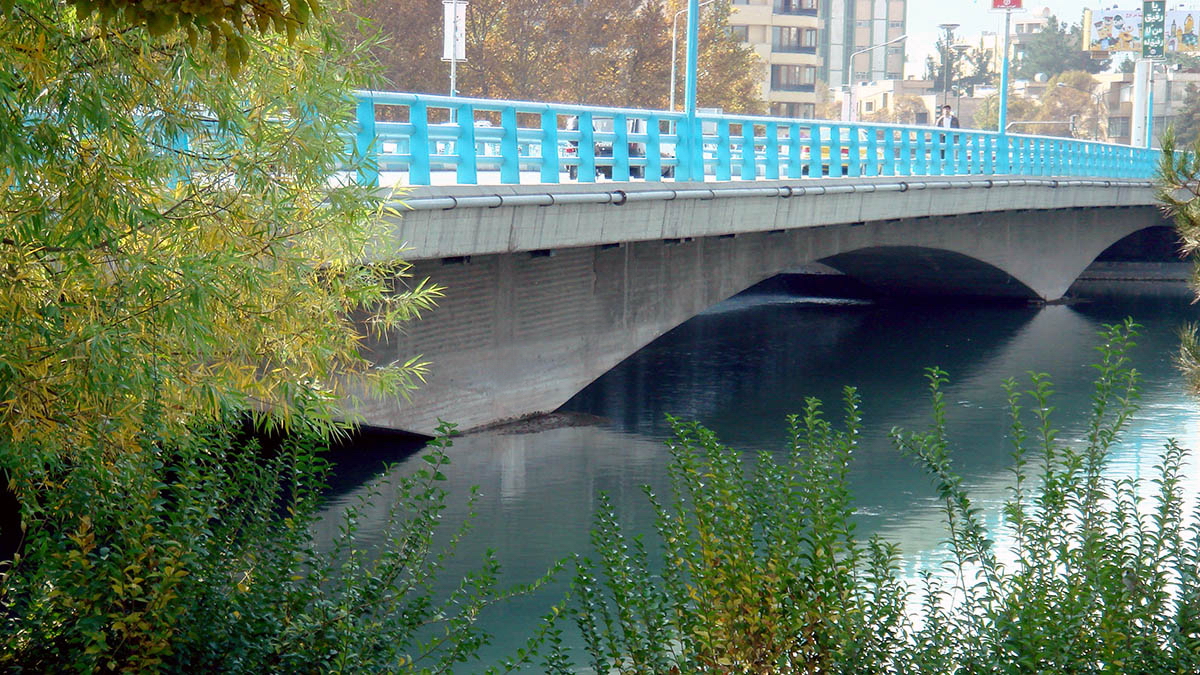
left=731, top=0, right=823, bottom=118
left=731, top=0, right=905, bottom=118
left=1096, top=68, right=1200, bottom=146
left=823, top=0, right=907, bottom=89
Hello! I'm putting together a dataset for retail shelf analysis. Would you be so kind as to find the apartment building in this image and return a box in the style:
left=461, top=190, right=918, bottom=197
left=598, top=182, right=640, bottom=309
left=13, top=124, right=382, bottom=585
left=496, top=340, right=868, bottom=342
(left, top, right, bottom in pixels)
left=731, top=0, right=905, bottom=118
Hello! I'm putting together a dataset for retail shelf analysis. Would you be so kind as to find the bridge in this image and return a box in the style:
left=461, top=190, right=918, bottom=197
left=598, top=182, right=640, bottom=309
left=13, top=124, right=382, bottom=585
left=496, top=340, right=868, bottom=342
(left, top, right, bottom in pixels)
left=345, top=92, right=1169, bottom=435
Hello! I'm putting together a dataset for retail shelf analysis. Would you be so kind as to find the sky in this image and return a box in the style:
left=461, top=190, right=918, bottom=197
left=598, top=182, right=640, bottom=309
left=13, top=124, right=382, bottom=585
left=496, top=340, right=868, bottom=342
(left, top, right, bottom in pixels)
left=904, top=0, right=1111, bottom=77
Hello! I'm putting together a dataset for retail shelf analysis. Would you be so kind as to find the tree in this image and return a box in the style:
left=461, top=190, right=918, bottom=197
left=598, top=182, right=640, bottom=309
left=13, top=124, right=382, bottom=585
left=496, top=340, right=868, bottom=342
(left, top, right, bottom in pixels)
left=1172, top=84, right=1200, bottom=146
left=0, top=0, right=458, bottom=668
left=1161, top=133, right=1200, bottom=395
left=344, top=0, right=445, bottom=94
left=1037, top=71, right=1104, bottom=140
left=864, top=94, right=930, bottom=125
left=973, top=92, right=1041, bottom=131
left=925, top=42, right=991, bottom=97
left=342, top=0, right=763, bottom=112
left=1015, top=16, right=1109, bottom=80
left=811, top=81, right=842, bottom=120
left=693, top=0, right=765, bottom=114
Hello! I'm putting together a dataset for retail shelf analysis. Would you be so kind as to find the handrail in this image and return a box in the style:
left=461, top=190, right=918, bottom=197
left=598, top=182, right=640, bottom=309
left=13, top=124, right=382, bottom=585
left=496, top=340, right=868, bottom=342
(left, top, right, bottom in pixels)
left=350, top=90, right=1162, bottom=187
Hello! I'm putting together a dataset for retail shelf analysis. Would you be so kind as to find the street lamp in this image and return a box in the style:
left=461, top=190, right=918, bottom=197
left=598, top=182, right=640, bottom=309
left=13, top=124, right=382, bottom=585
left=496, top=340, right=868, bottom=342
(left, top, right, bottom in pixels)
left=1054, top=82, right=1105, bottom=140
left=842, top=33, right=907, bottom=122
left=670, top=0, right=715, bottom=112
left=938, top=23, right=960, bottom=107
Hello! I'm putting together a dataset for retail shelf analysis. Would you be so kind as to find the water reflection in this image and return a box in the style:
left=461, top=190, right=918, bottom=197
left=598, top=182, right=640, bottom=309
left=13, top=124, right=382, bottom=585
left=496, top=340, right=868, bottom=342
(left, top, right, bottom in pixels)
left=319, top=287, right=1200, bottom=665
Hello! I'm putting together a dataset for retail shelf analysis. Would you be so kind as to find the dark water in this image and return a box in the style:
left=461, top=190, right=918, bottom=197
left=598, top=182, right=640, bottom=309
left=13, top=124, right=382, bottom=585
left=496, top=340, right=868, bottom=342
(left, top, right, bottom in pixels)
left=319, top=279, right=1200, bottom=667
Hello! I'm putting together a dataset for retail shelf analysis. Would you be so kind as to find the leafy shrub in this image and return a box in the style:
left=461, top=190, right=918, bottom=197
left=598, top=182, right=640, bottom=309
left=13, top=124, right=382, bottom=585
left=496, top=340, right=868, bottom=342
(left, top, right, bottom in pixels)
left=0, top=415, right=556, bottom=672
left=571, top=320, right=1200, bottom=673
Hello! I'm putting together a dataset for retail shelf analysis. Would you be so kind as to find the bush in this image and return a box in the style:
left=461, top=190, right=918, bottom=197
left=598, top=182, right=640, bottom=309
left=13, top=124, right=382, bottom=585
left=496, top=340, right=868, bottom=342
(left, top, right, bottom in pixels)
left=570, top=319, right=1200, bottom=672
left=0, top=416, right=557, bottom=672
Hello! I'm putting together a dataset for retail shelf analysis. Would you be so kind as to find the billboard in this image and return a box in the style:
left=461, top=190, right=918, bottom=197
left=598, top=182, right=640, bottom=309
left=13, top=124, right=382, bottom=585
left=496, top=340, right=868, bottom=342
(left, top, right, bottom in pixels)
left=992, top=0, right=1022, bottom=8
left=1086, top=8, right=1200, bottom=53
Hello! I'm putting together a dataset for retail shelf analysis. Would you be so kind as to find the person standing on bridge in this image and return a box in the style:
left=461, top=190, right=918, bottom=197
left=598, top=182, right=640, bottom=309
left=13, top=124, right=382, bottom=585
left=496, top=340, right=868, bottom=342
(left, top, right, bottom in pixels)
left=936, top=105, right=959, bottom=129
left=936, top=104, right=959, bottom=163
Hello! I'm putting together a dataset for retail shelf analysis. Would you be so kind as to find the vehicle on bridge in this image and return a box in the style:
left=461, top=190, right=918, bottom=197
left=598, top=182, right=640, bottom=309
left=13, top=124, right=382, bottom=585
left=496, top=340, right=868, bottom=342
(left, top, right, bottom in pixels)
left=564, top=115, right=675, bottom=180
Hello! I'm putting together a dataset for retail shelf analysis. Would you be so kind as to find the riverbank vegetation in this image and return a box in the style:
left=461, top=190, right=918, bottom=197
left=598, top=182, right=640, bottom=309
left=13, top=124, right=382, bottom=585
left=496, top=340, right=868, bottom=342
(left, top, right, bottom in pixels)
left=0, top=0, right=494, bottom=669
left=567, top=320, right=1200, bottom=672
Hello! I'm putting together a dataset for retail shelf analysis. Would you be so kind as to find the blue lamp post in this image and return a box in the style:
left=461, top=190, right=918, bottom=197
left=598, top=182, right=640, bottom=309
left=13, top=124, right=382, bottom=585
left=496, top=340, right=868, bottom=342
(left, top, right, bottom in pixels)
left=683, top=0, right=701, bottom=181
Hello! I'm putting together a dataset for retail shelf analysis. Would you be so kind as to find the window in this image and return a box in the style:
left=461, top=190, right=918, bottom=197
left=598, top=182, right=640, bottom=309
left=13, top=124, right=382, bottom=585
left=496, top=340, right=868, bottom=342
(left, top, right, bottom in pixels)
left=864, top=101, right=874, bottom=112
left=1108, top=116, right=1130, bottom=138
left=888, top=20, right=903, bottom=28
left=731, top=25, right=749, bottom=41
left=770, top=102, right=816, bottom=118
left=774, top=0, right=817, bottom=15
left=771, top=64, right=816, bottom=91
left=772, top=26, right=817, bottom=53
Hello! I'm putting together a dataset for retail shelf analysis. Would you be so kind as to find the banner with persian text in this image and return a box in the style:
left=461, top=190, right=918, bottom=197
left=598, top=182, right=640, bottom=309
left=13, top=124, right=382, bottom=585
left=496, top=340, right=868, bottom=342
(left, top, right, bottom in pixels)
left=1085, top=8, right=1200, bottom=53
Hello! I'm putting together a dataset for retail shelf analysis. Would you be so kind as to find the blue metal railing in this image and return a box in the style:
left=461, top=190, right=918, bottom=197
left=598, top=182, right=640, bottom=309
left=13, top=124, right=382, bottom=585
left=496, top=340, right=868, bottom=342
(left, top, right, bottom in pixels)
left=351, top=91, right=1161, bottom=187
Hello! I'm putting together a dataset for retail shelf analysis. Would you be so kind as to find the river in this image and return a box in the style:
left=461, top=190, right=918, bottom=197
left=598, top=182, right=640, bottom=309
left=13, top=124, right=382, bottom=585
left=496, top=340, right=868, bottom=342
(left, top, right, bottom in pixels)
left=320, top=275, right=1200, bottom=668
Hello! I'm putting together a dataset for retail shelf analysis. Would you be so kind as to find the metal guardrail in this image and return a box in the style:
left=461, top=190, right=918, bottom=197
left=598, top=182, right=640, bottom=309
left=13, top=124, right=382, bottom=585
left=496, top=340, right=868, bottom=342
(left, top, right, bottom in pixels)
left=395, top=178, right=1156, bottom=212
left=351, top=91, right=1161, bottom=187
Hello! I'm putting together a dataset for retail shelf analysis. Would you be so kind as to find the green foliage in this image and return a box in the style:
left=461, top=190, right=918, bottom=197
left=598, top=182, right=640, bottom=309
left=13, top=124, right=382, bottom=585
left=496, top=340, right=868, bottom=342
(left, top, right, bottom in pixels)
left=572, top=392, right=910, bottom=673
left=570, top=319, right=1200, bottom=672
left=1, top=0, right=465, bottom=670
left=1, top=416, right=560, bottom=671
left=0, top=0, right=441, bottom=457
left=1157, top=132, right=1200, bottom=393
left=1172, top=84, right=1200, bottom=148
left=1015, top=16, right=1110, bottom=79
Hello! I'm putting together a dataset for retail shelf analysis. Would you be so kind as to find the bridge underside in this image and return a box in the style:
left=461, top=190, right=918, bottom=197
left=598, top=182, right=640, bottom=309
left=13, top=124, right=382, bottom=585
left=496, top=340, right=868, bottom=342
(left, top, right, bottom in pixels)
left=354, top=204, right=1167, bottom=435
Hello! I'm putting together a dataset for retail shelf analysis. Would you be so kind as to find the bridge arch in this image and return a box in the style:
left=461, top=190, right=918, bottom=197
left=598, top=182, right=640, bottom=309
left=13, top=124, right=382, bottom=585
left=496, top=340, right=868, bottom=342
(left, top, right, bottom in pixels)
left=354, top=198, right=1169, bottom=435
left=819, top=246, right=1039, bottom=299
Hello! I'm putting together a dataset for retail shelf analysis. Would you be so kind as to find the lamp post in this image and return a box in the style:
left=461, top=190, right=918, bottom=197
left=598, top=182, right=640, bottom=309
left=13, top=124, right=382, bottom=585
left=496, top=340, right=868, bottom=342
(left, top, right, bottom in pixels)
left=1054, top=82, right=1105, bottom=140
left=938, top=23, right=960, bottom=107
left=842, top=33, right=907, bottom=122
left=669, top=0, right=715, bottom=112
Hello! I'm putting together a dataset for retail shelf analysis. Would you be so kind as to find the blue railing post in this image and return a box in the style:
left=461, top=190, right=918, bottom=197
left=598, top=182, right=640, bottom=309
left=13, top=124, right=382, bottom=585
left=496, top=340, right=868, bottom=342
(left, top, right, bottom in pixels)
left=806, top=123, right=820, bottom=178
left=884, top=130, right=897, bottom=176
left=409, top=99, right=431, bottom=185
left=355, top=94, right=378, bottom=187
left=690, top=116, right=705, bottom=180
left=647, top=115, right=662, bottom=181
left=500, top=107, right=519, bottom=184
left=613, top=113, right=630, bottom=181
left=786, top=123, right=802, bottom=179
left=456, top=104, right=477, bottom=184
left=740, top=122, right=756, bottom=181
left=765, top=122, right=779, bottom=180
left=540, top=109, right=559, bottom=184
left=915, top=130, right=928, bottom=175
left=715, top=120, right=731, bottom=181
left=829, top=125, right=843, bottom=177
left=578, top=111, right=596, bottom=182
left=864, top=128, right=878, bottom=177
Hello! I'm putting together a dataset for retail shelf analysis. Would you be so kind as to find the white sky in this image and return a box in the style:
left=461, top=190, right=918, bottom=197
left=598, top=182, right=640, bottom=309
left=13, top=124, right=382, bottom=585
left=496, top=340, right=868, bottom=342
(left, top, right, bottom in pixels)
left=904, top=0, right=1120, bottom=77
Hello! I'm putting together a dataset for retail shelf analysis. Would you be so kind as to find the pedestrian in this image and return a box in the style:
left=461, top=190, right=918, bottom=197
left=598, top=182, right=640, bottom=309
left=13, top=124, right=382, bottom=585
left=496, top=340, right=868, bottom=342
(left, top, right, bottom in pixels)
left=935, top=104, right=959, bottom=129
